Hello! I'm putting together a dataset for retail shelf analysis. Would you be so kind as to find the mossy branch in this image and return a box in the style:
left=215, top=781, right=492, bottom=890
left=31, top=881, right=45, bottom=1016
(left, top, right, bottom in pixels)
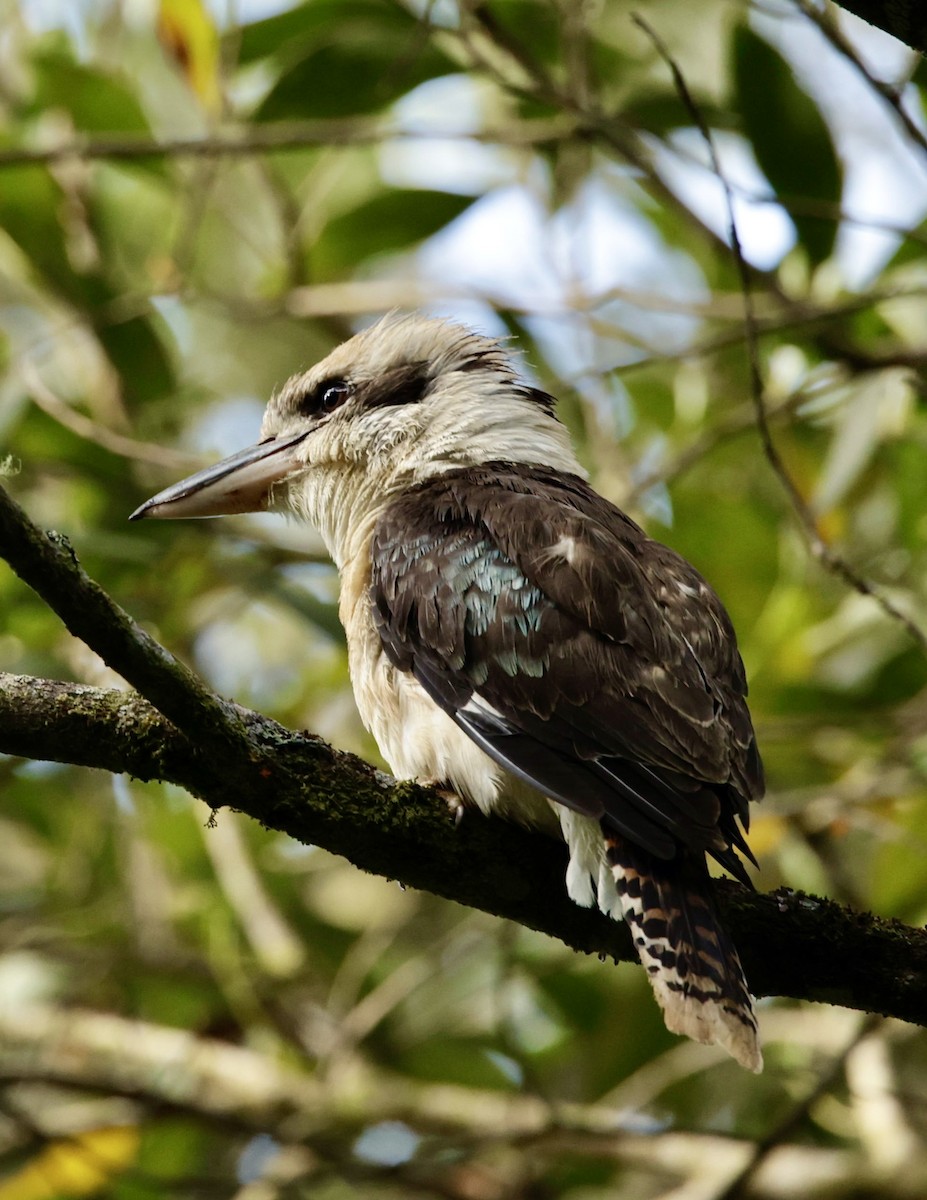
left=3, top=482, right=927, bottom=1023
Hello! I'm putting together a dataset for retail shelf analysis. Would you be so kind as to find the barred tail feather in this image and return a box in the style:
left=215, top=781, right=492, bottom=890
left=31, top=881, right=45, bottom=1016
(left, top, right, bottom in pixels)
left=604, top=832, right=762, bottom=1073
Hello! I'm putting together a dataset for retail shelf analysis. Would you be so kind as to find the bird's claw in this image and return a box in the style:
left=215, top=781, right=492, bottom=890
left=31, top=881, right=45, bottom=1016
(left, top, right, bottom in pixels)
left=424, top=780, right=466, bottom=826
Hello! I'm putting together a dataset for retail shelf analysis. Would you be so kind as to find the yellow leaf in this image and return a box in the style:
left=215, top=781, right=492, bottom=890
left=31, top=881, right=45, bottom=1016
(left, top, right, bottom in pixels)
left=0, top=1126, right=140, bottom=1200
left=158, top=0, right=221, bottom=114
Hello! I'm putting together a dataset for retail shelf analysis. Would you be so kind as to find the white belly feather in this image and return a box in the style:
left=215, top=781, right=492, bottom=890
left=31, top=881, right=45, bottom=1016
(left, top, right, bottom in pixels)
left=340, top=556, right=620, bottom=920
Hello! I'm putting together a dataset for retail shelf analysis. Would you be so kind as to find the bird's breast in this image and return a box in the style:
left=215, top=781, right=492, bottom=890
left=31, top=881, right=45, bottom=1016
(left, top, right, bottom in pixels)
left=338, top=546, right=556, bottom=831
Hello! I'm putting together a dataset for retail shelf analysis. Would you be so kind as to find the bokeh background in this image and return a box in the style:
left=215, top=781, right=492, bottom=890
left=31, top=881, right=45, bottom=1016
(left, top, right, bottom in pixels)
left=2, top=0, right=927, bottom=1195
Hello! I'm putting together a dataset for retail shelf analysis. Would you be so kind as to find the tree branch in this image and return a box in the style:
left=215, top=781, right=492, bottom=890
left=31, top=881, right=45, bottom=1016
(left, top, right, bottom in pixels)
left=0, top=1007, right=888, bottom=1198
left=2, top=670, right=927, bottom=1024
left=633, top=10, right=927, bottom=657
left=3, top=670, right=927, bottom=1019
left=3, top=482, right=927, bottom=1026
left=0, top=483, right=254, bottom=768
left=0, top=120, right=571, bottom=170
left=0, top=667, right=639, bottom=975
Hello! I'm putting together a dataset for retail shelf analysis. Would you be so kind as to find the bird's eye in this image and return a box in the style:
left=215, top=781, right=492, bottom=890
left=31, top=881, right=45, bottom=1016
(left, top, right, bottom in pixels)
left=319, top=380, right=350, bottom=413
left=296, top=378, right=351, bottom=418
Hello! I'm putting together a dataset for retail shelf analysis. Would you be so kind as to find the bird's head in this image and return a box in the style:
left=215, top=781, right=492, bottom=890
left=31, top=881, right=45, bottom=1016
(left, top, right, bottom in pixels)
left=130, top=314, right=581, bottom=562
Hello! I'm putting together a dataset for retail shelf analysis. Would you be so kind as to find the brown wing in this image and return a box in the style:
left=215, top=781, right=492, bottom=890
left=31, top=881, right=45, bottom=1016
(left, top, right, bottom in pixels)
left=371, top=463, right=763, bottom=879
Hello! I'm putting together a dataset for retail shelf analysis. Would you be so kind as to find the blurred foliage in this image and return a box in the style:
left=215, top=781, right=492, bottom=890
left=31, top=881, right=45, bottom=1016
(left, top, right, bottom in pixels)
left=2, top=0, right=927, bottom=1196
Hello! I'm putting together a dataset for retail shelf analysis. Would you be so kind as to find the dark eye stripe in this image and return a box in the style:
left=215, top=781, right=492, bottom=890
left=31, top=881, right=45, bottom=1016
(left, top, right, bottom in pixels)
left=360, top=363, right=429, bottom=409
left=293, top=363, right=431, bottom=420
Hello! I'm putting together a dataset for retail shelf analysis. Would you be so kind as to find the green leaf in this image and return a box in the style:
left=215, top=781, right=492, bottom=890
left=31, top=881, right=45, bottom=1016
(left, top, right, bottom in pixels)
left=0, top=159, right=108, bottom=309
left=624, top=89, right=732, bottom=136
left=254, top=2, right=457, bottom=120
left=871, top=790, right=927, bottom=919
left=95, top=315, right=176, bottom=409
left=884, top=217, right=927, bottom=271
left=476, top=0, right=562, bottom=75
left=237, top=0, right=413, bottom=67
left=732, top=25, right=841, bottom=265
left=28, top=50, right=152, bottom=136
left=90, top=162, right=178, bottom=279
left=397, top=1036, right=521, bottom=1089
left=536, top=968, right=608, bottom=1032
left=0, top=154, right=175, bottom=412
left=312, top=189, right=475, bottom=277
left=235, top=0, right=349, bottom=65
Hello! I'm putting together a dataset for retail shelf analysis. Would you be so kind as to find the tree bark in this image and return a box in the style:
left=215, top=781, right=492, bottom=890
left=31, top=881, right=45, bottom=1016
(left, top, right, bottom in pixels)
left=3, top=482, right=927, bottom=1025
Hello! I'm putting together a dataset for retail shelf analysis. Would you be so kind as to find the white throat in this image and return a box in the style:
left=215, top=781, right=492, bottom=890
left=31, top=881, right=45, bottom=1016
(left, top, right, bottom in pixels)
left=280, top=386, right=585, bottom=571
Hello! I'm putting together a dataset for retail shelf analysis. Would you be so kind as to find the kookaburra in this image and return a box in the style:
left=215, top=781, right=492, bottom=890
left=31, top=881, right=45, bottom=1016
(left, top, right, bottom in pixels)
left=131, top=314, right=764, bottom=1071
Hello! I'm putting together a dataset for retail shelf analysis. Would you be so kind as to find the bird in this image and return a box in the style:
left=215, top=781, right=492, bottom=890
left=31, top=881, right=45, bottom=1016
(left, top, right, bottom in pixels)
left=131, top=313, right=765, bottom=1071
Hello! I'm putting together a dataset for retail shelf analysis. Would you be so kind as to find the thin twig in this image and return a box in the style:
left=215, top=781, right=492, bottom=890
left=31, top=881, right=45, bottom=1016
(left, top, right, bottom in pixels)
left=22, top=361, right=200, bottom=470
left=632, top=12, right=927, bottom=657
left=0, top=119, right=573, bottom=170
left=3, top=593, right=927, bottom=1018
left=0, top=485, right=255, bottom=764
left=655, top=128, right=927, bottom=246
left=0, top=1004, right=882, bottom=1195
left=577, top=285, right=927, bottom=380
left=793, top=0, right=927, bottom=163
left=714, top=1014, right=883, bottom=1200
left=626, top=389, right=809, bottom=504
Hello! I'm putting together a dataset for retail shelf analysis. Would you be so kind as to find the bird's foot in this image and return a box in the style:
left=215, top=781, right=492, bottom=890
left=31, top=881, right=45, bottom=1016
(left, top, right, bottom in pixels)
left=424, top=779, right=467, bottom=827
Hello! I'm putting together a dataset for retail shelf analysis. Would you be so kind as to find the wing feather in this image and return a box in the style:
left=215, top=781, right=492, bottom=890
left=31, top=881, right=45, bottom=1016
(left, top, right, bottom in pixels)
left=371, top=463, right=763, bottom=872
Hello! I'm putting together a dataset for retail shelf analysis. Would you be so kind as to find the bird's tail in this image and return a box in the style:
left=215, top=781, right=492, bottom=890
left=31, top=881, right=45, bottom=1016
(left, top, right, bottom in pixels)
left=603, top=831, right=762, bottom=1072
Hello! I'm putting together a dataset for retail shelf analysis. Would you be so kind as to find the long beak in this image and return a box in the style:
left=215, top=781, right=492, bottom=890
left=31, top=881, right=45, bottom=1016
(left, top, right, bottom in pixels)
left=129, top=430, right=309, bottom=521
